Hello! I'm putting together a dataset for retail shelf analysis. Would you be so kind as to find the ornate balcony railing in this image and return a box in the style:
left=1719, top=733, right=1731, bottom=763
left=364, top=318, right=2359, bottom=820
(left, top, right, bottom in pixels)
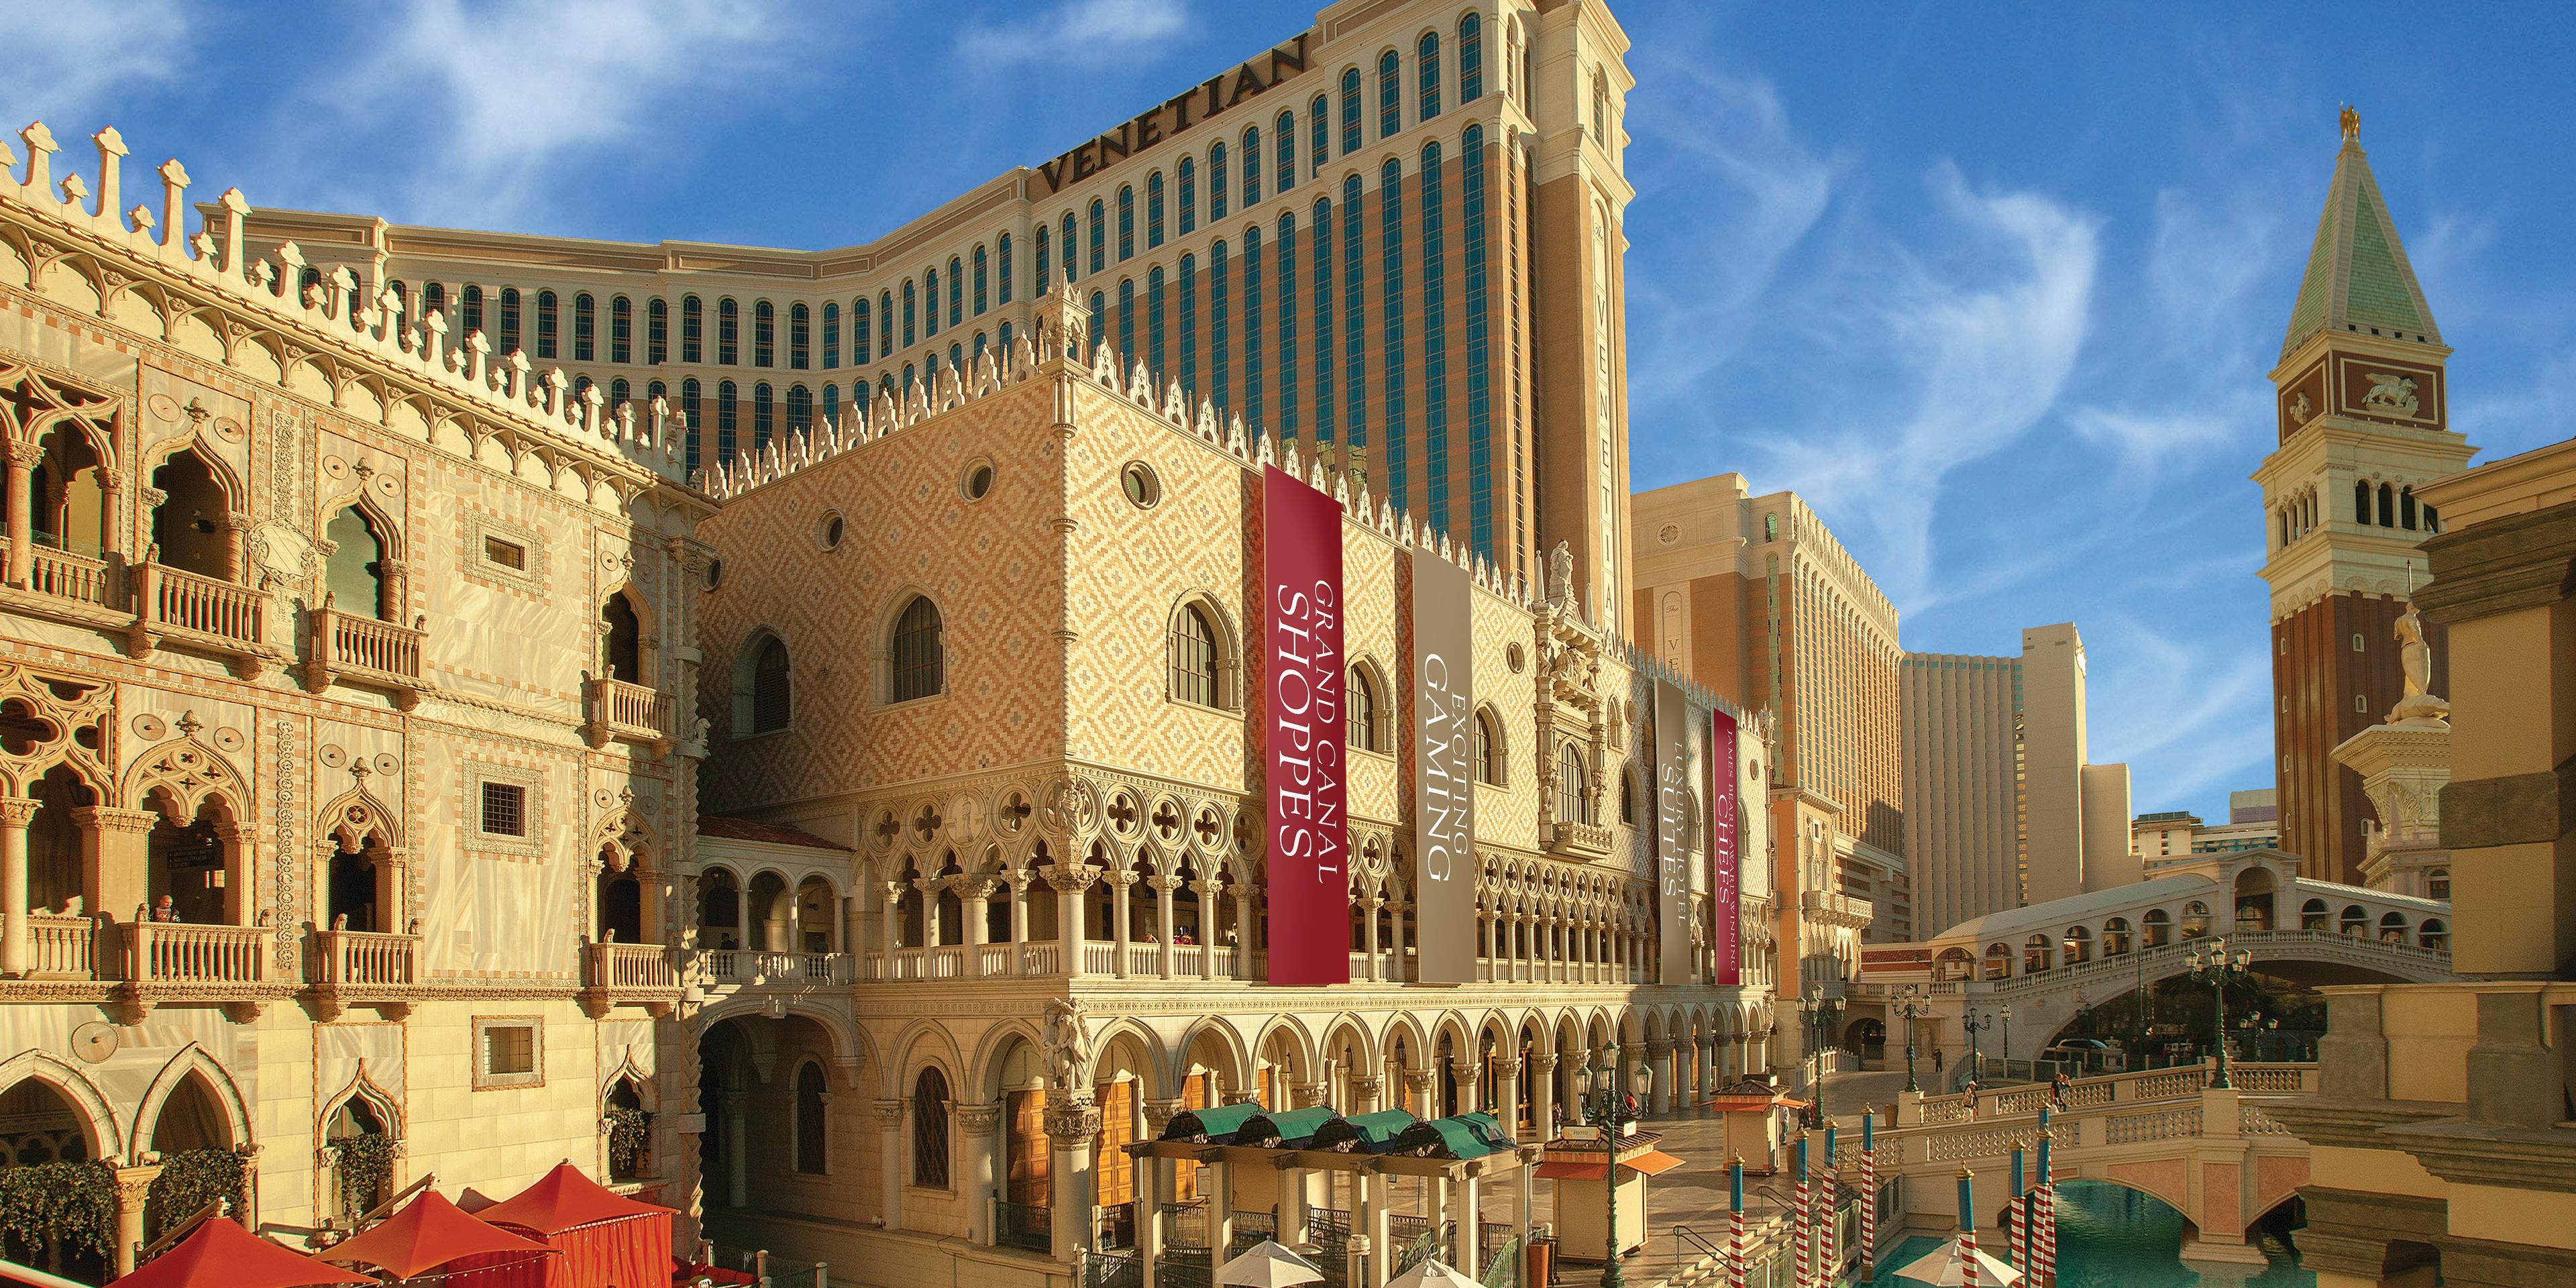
left=28, top=543, right=113, bottom=607
left=124, top=921, right=269, bottom=985
left=309, top=928, right=417, bottom=987
left=584, top=676, right=674, bottom=751
left=137, top=561, right=265, bottom=647
left=303, top=602, right=426, bottom=706
left=1548, top=821, right=1615, bottom=861
left=25, top=912, right=101, bottom=979
left=580, top=941, right=682, bottom=1017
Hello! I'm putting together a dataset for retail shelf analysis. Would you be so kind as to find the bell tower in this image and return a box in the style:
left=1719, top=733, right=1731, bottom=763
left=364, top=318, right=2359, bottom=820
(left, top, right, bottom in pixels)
left=2255, top=107, right=2473, bottom=886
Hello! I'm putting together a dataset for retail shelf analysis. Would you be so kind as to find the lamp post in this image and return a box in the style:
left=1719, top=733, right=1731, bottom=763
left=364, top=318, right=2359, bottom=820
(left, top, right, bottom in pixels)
left=1800, top=995, right=1843, bottom=1122
left=2184, top=938, right=2253, bottom=1089
left=1576, top=1040, right=1654, bottom=1288
left=1894, top=985, right=1932, bottom=1094
left=1962, top=1009, right=1990, bottom=1076
left=1999, top=1004, right=2013, bottom=1066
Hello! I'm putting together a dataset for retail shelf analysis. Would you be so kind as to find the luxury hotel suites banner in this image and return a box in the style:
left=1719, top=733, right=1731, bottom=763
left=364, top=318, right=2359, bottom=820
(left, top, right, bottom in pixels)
left=1655, top=678, right=1695, bottom=985
left=1411, top=545, right=1477, bottom=984
left=1708, top=706, right=1742, bottom=986
left=1263, top=463, right=1349, bottom=986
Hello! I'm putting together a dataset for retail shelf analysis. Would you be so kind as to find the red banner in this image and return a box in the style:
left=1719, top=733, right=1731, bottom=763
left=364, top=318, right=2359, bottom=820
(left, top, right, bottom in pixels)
left=1709, top=707, right=1741, bottom=986
left=1261, top=464, right=1348, bottom=985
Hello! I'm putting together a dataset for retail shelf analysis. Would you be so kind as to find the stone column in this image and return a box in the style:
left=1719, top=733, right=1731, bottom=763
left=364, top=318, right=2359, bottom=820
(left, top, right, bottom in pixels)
left=1493, top=1055, right=1523, bottom=1139
left=1450, top=1057, right=1479, bottom=1115
left=1358, top=1165, right=1390, bottom=1286
left=111, top=1161, right=161, bottom=1276
left=1110, top=871, right=1134, bottom=977
left=1278, top=1156, right=1309, bottom=1246
left=1155, top=874, right=1179, bottom=979
left=919, top=877, right=942, bottom=953
left=1348, top=1074, right=1382, bottom=1116
left=1193, top=879, right=1221, bottom=979
left=1057, top=865, right=1095, bottom=977
left=963, top=878, right=993, bottom=977
left=957, top=1102, right=1002, bottom=1246
left=1701, top=1038, right=1721, bottom=1102
left=1137, top=1126, right=1164, bottom=1288
left=874, top=1097, right=906, bottom=1232
left=1530, top=1053, right=1557, bottom=1140
left=1208, top=1157, right=1235, bottom=1281
left=1388, top=898, right=1409, bottom=982
left=1044, top=1095, right=1102, bottom=1260
left=3, top=441, right=33, bottom=588
left=1008, top=874, right=1030, bottom=975
left=1406, top=1069, right=1436, bottom=1120
left=1, top=798, right=38, bottom=978
left=1647, top=1040, right=1676, bottom=1116
left=1143, top=1097, right=1183, bottom=1218
left=879, top=879, right=901, bottom=957
left=1360, top=896, right=1383, bottom=983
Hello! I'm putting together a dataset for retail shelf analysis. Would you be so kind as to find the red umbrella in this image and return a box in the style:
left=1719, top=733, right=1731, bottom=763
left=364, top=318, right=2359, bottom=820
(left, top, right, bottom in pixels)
left=112, top=1218, right=373, bottom=1288
left=315, top=1190, right=558, bottom=1279
left=475, top=1163, right=664, bottom=1235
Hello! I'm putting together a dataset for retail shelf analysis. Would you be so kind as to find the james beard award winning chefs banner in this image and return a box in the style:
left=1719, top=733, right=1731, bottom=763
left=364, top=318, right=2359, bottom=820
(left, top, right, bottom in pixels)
left=1263, top=464, right=1348, bottom=986
left=1709, top=706, right=1741, bottom=987
left=1655, top=678, right=1696, bottom=985
left=1411, top=546, right=1476, bottom=984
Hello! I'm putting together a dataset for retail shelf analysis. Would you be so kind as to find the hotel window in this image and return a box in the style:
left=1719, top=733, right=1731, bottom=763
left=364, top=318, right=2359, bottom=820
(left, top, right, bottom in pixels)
left=1474, top=710, right=1504, bottom=785
left=1089, top=200, right=1107, bottom=274
left=462, top=283, right=484, bottom=337
left=744, top=633, right=791, bottom=734
left=646, top=297, right=666, bottom=364
left=423, top=280, right=445, bottom=325
left=1463, top=125, right=1492, bottom=555
left=902, top=281, right=916, bottom=347
left=1379, top=159, right=1408, bottom=508
left=853, top=299, right=872, bottom=366
left=608, top=377, right=628, bottom=411
left=822, top=383, right=839, bottom=428
left=498, top=287, right=522, bottom=356
left=716, top=380, right=737, bottom=460
left=901, top=364, right=914, bottom=397
left=718, top=297, right=740, bottom=364
left=973, top=245, right=989, bottom=315
left=1209, top=144, right=1228, bottom=220
left=1556, top=743, right=1592, bottom=825
left=948, top=342, right=962, bottom=374
left=1378, top=50, right=1401, bottom=138
left=789, top=303, right=810, bottom=369
left=998, top=233, right=1014, bottom=303
left=1178, top=157, right=1198, bottom=235
left=947, top=256, right=963, bottom=327
left=1591, top=69, right=1609, bottom=146
left=647, top=377, right=665, bottom=408
left=1243, top=225, right=1265, bottom=428
left=891, top=596, right=945, bottom=702
left=1210, top=239, right=1230, bottom=415
left=475, top=1018, right=541, bottom=1089
left=1421, top=141, right=1448, bottom=529
left=1179, top=254, right=1199, bottom=401
left=1313, top=197, right=1334, bottom=447
left=1171, top=604, right=1222, bottom=708
left=821, top=303, right=840, bottom=369
left=1061, top=213, right=1079, bottom=282
left=752, top=382, right=774, bottom=449
left=535, top=290, right=559, bottom=359
left=1276, top=111, right=1296, bottom=193
left=1148, top=266, right=1167, bottom=386
left=925, top=270, right=941, bottom=337
left=1340, top=68, right=1362, bottom=154
left=1458, top=13, right=1484, bottom=101
left=753, top=301, right=775, bottom=366
left=1036, top=225, right=1053, bottom=292
left=1417, top=32, right=1442, bottom=120
left=999, top=320, right=1014, bottom=354
left=788, top=384, right=812, bottom=433
left=1118, top=185, right=1136, bottom=260
left=1242, top=127, right=1262, bottom=207
left=680, top=295, right=702, bottom=362
left=1346, top=665, right=1379, bottom=751
left=1089, top=292, right=1106, bottom=354
left=1146, top=172, right=1166, bottom=248
left=680, top=378, right=701, bottom=470
left=1309, top=96, right=1328, bottom=176
left=1112, top=277, right=1133, bottom=367
left=1277, top=213, right=1297, bottom=439
left=481, top=782, right=528, bottom=838
left=972, top=332, right=987, bottom=368
left=1342, top=176, right=1365, bottom=466
left=609, top=295, right=633, bottom=363
left=572, top=292, right=595, bottom=361
left=390, top=280, right=409, bottom=333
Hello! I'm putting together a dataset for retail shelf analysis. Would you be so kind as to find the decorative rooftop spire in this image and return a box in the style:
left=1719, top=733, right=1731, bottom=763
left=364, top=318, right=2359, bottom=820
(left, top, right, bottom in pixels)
left=2339, top=102, right=2359, bottom=143
left=2281, top=104, right=2442, bottom=359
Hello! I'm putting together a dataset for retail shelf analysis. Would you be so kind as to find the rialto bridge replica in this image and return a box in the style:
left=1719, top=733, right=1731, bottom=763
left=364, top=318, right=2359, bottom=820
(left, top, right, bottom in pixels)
left=677, top=293, right=1785, bottom=1284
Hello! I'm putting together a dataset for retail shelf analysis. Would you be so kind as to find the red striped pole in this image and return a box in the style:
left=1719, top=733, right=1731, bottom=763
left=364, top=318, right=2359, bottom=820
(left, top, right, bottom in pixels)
left=1956, top=1167, right=1980, bottom=1288
left=1793, top=1130, right=1811, bottom=1288
left=1860, top=1107, right=1878, bottom=1281
left=2008, top=1139, right=2027, bottom=1273
left=1730, top=1155, right=1749, bottom=1288
left=2037, top=1111, right=2057, bottom=1287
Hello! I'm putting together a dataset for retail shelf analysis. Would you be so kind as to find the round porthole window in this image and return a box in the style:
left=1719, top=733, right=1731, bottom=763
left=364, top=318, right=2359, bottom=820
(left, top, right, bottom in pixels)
left=1121, top=462, right=1161, bottom=509
left=705, top=558, right=724, bottom=590
left=819, top=513, right=847, bottom=550
left=963, top=461, right=995, bottom=501
left=1506, top=643, right=1527, bottom=674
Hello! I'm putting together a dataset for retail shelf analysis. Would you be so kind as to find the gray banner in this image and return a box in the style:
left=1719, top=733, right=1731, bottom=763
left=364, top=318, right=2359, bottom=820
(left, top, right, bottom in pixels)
left=1656, top=678, right=1696, bottom=985
left=1411, top=547, right=1477, bottom=984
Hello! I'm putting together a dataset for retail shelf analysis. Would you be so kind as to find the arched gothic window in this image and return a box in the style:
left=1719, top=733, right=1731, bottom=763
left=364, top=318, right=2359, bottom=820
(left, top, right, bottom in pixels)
left=1377, top=50, right=1401, bottom=138
left=1474, top=709, right=1503, bottom=785
left=795, top=1062, right=829, bottom=1175
left=1171, top=604, right=1222, bottom=708
left=1347, top=665, right=1380, bottom=751
left=572, top=291, right=596, bottom=361
left=535, top=289, right=559, bottom=358
left=1340, top=68, right=1362, bottom=154
left=912, top=1068, right=951, bottom=1187
left=1556, top=743, right=1591, bottom=825
left=738, top=634, right=790, bottom=736
left=790, top=302, right=811, bottom=370
left=892, top=596, right=945, bottom=702
left=1417, top=32, right=1442, bottom=120
left=323, top=504, right=389, bottom=620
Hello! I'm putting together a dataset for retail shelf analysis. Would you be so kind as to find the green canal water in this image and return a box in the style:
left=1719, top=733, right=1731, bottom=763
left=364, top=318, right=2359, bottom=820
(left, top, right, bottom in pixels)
left=1866, top=1182, right=2312, bottom=1287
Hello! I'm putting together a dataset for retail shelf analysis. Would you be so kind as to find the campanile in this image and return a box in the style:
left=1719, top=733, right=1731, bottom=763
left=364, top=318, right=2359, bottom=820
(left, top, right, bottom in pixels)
left=2255, top=109, right=2473, bottom=886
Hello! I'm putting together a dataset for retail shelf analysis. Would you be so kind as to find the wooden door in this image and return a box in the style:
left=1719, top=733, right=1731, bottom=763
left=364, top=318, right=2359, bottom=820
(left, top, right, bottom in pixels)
left=1006, top=1089, right=1051, bottom=1206
left=1095, top=1079, right=1136, bottom=1208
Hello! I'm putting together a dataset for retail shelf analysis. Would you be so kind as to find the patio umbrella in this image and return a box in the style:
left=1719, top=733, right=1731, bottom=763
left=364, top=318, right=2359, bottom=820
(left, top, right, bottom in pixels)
left=314, top=1189, right=558, bottom=1278
left=1214, top=1239, right=1325, bottom=1287
left=112, top=1218, right=374, bottom=1288
left=1892, top=1237, right=2023, bottom=1286
left=1387, top=1257, right=1485, bottom=1288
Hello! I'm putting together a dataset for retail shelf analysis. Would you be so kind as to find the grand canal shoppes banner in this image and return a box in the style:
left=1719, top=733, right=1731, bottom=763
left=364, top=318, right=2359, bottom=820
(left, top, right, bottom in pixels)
left=1261, top=465, right=1349, bottom=985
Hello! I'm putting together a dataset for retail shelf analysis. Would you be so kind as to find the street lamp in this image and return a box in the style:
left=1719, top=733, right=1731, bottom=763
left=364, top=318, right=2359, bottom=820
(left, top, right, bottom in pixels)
left=2184, top=938, right=2253, bottom=1089
left=1574, top=1040, right=1654, bottom=1288
left=1999, top=1004, right=2013, bottom=1065
left=1962, top=1008, right=1990, bottom=1074
left=1799, top=995, right=1843, bottom=1122
left=1894, top=985, right=1933, bottom=1094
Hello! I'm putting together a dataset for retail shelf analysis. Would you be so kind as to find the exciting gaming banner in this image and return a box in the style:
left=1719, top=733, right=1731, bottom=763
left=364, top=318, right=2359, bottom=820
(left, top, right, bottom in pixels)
left=1655, top=678, right=1695, bottom=985
left=1709, top=706, right=1742, bottom=986
left=1262, top=464, right=1348, bottom=986
left=1411, top=545, right=1476, bottom=984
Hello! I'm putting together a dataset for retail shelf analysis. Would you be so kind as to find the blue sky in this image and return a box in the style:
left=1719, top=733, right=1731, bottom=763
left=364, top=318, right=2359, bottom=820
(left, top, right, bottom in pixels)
left=10, top=0, right=2573, bottom=821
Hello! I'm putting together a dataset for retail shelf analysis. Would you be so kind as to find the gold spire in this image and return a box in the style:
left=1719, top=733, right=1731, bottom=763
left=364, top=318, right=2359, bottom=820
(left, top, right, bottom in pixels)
left=2339, top=103, right=2359, bottom=143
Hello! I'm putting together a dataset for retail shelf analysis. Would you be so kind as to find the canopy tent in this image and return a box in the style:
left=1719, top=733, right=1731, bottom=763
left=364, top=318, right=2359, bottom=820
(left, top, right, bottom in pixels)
left=1309, top=1108, right=1418, bottom=1154
left=1159, top=1102, right=1265, bottom=1142
left=476, top=1162, right=675, bottom=1288
left=1386, top=1257, right=1484, bottom=1288
left=111, top=1218, right=372, bottom=1288
left=1230, top=1106, right=1342, bottom=1149
left=1530, top=1148, right=1684, bottom=1181
left=1213, top=1239, right=1324, bottom=1287
left=1892, top=1238, right=2023, bottom=1286
left=317, top=1189, right=558, bottom=1286
left=1389, top=1112, right=1515, bottom=1160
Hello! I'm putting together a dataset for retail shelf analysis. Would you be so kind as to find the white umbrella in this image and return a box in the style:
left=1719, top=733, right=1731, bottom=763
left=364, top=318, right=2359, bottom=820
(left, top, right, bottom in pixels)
left=1215, top=1239, right=1326, bottom=1287
left=1892, top=1237, right=2023, bottom=1286
left=1387, top=1256, right=1485, bottom=1288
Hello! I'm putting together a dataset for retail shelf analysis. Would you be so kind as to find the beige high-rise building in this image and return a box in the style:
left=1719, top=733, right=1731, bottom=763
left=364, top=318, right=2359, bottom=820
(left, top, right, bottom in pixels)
left=1899, top=623, right=2132, bottom=938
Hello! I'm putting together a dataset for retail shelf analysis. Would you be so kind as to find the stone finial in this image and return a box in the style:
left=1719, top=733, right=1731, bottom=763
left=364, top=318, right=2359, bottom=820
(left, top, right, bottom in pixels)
left=91, top=125, right=126, bottom=222
left=156, top=158, right=189, bottom=250
left=21, top=122, right=58, bottom=203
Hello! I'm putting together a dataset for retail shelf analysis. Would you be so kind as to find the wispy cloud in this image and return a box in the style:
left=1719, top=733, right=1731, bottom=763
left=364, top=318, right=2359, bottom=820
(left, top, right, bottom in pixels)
left=2088, top=614, right=2273, bottom=808
left=0, top=0, right=190, bottom=132
left=956, top=0, right=1191, bottom=70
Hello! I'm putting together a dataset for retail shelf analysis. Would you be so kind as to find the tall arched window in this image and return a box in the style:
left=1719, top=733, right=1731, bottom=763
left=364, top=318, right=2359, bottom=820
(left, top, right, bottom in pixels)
left=1377, top=50, right=1401, bottom=138
left=1118, top=186, right=1136, bottom=260
left=608, top=376, right=629, bottom=412
left=324, top=504, right=388, bottom=619
left=1089, top=200, right=1108, bottom=275
left=1591, top=69, right=1609, bottom=146
left=1210, top=144, right=1230, bottom=221
left=1146, top=173, right=1166, bottom=249
left=947, top=256, right=964, bottom=327
left=535, top=289, right=559, bottom=358
left=1420, top=140, right=1449, bottom=527
left=973, top=245, right=989, bottom=314
left=1210, top=239, right=1230, bottom=413
left=1118, top=278, right=1137, bottom=367
left=753, top=300, right=777, bottom=366
left=1556, top=743, right=1591, bottom=825
left=1277, top=212, right=1297, bottom=438
left=789, top=303, right=811, bottom=369
left=1417, top=32, right=1442, bottom=120
left=715, top=380, right=739, bottom=461
left=1172, top=604, right=1220, bottom=708
left=1179, top=253, right=1199, bottom=400
left=1342, top=176, right=1365, bottom=459
left=912, top=1068, right=951, bottom=1188
left=1148, top=266, right=1168, bottom=384
left=1340, top=68, right=1362, bottom=154
left=1242, top=126, right=1263, bottom=207
left=739, top=634, right=790, bottom=736
left=924, top=270, right=941, bottom=337
left=751, top=382, right=775, bottom=449
left=603, top=591, right=643, bottom=681
left=1276, top=110, right=1297, bottom=193
left=498, top=286, right=522, bottom=355
left=572, top=291, right=596, bottom=361
left=1347, top=665, right=1379, bottom=751
left=902, top=280, right=917, bottom=347
left=1473, top=710, right=1503, bottom=785
left=646, top=296, right=667, bottom=364
left=822, top=383, right=839, bottom=429
left=1313, top=197, right=1335, bottom=447
left=787, top=384, right=812, bottom=433
left=998, top=233, right=1015, bottom=304
left=717, top=297, right=740, bottom=364
left=1309, top=95, right=1328, bottom=177
left=1379, top=158, right=1409, bottom=506
left=1458, top=13, right=1485, bottom=101
left=1618, top=768, right=1636, bottom=824
left=1061, top=213, right=1080, bottom=282
left=461, top=283, right=484, bottom=337
left=2355, top=478, right=2371, bottom=524
left=680, top=378, right=702, bottom=471
left=821, top=302, right=840, bottom=369
left=680, top=294, right=702, bottom=362
left=892, top=596, right=945, bottom=702
left=795, top=1062, right=829, bottom=1175
left=1462, top=124, right=1493, bottom=553
left=2400, top=485, right=2418, bottom=529
left=1179, top=157, right=1198, bottom=235
left=2377, top=482, right=2395, bottom=527
left=608, top=294, right=631, bottom=363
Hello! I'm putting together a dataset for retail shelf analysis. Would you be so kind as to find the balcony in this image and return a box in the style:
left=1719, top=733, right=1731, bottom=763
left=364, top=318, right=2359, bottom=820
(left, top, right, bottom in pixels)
left=579, top=941, right=681, bottom=1017
left=1548, top=821, right=1615, bottom=862
left=583, top=676, right=675, bottom=753
left=302, top=602, right=427, bottom=708
left=304, top=928, right=419, bottom=1021
left=115, top=920, right=282, bottom=1022
left=130, top=561, right=279, bottom=676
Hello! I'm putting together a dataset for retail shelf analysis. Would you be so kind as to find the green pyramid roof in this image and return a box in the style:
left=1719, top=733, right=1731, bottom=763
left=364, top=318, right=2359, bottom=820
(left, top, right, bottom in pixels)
left=2282, top=131, right=2441, bottom=360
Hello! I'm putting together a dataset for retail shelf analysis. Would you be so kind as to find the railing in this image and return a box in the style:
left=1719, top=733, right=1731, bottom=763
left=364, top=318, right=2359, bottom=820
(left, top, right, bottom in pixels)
left=139, top=561, right=264, bottom=646
left=698, top=948, right=849, bottom=985
left=313, top=603, right=423, bottom=683
left=27, top=544, right=113, bottom=606
left=585, top=675, right=673, bottom=743
left=979, top=943, right=1015, bottom=975
left=125, top=921, right=268, bottom=984
left=23, top=913, right=100, bottom=978
left=2102, top=1106, right=2202, bottom=1145
left=997, top=1199, right=1051, bottom=1253
left=1550, top=821, right=1614, bottom=859
left=2239, top=1104, right=2296, bottom=1136
left=1954, top=927, right=2451, bottom=998
left=584, top=941, right=676, bottom=989
left=309, top=928, right=417, bottom=986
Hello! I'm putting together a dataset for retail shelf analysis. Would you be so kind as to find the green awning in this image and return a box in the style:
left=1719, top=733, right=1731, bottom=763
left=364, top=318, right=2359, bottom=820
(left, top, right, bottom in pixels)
left=1312, top=1110, right=1418, bottom=1154
left=1163, top=1102, right=1263, bottom=1142
left=1234, top=1106, right=1342, bottom=1148
left=1390, top=1113, right=1511, bottom=1160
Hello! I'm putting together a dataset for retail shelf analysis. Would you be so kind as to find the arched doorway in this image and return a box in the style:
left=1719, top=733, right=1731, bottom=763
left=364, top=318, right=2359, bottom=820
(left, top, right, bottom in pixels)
left=148, top=448, right=229, bottom=578
left=2232, top=866, right=2277, bottom=932
left=698, top=869, right=742, bottom=950
left=321, top=1092, right=395, bottom=1225
left=598, top=865, right=643, bottom=943
left=144, top=1075, right=244, bottom=1242
left=0, top=1077, right=111, bottom=1283
left=602, top=592, right=643, bottom=682
left=146, top=798, right=238, bottom=926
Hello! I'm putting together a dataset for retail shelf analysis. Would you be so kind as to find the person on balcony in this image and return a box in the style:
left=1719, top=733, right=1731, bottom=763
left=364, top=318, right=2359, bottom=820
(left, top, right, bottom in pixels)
left=151, top=895, right=182, bottom=923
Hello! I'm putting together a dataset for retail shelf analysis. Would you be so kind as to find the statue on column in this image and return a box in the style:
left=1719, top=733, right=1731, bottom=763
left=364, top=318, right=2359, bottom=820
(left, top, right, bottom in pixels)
left=1043, top=997, right=1093, bottom=1093
left=2390, top=602, right=2451, bottom=725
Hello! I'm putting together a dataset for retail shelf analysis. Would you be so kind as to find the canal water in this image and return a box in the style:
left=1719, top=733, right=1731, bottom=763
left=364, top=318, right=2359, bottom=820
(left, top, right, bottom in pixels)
left=1866, top=1182, right=2312, bottom=1287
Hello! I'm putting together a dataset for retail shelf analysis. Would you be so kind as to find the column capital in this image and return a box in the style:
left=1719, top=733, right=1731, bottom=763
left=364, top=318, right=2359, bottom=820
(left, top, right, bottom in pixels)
left=1491, top=1055, right=1522, bottom=1078
left=1645, top=1038, right=1674, bottom=1058
left=1403, top=1069, right=1436, bottom=1093
left=1346, top=1075, right=1382, bottom=1100
left=1142, top=1097, right=1185, bottom=1134
left=873, top=1097, right=907, bottom=1128
left=1529, top=1052, right=1559, bottom=1073
left=956, top=1102, right=1003, bottom=1132
left=1042, top=1097, right=1102, bottom=1142
left=0, top=798, right=39, bottom=828
left=111, top=1161, right=164, bottom=1207
left=70, top=806, right=158, bottom=835
left=1290, top=1082, right=1326, bottom=1109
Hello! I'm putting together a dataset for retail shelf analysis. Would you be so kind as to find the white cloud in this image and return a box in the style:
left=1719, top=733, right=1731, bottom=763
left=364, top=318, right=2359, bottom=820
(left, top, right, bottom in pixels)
left=955, top=0, right=1191, bottom=70
left=0, top=0, right=189, bottom=133
left=2086, top=614, right=2273, bottom=810
left=2068, top=395, right=2257, bottom=477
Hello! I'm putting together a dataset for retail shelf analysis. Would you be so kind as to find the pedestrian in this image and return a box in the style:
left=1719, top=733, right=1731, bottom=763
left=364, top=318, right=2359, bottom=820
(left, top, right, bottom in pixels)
left=152, top=895, right=182, bottom=923
left=1933, top=1046, right=1945, bottom=1075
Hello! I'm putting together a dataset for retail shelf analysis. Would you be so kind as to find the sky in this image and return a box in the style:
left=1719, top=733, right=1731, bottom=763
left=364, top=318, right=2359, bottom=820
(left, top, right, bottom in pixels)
left=7, top=0, right=2573, bottom=822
